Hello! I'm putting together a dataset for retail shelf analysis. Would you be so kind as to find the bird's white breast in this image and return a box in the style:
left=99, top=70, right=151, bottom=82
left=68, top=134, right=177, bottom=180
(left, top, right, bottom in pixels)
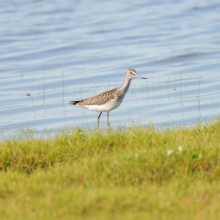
left=78, top=98, right=124, bottom=113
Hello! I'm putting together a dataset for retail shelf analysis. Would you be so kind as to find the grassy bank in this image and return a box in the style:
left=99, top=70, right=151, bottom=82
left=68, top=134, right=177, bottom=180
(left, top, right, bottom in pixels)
left=0, top=121, right=220, bottom=219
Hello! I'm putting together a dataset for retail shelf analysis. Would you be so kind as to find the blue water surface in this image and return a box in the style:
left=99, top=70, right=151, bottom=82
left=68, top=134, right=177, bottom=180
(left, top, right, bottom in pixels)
left=0, top=0, right=220, bottom=138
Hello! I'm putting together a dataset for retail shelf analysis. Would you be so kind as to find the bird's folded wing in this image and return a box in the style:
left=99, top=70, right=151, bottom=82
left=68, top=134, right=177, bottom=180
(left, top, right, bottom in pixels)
left=77, top=88, right=118, bottom=105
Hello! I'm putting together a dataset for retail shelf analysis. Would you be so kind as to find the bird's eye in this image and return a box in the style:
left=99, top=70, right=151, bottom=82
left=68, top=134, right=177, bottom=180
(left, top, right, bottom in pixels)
left=130, top=72, right=133, bottom=74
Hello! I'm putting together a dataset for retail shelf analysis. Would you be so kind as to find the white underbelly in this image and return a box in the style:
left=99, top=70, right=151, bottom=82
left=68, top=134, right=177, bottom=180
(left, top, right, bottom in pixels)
left=78, top=99, right=123, bottom=112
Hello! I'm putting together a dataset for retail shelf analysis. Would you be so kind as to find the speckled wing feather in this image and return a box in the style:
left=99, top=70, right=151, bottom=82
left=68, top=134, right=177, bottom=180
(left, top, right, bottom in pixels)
left=77, top=87, right=120, bottom=105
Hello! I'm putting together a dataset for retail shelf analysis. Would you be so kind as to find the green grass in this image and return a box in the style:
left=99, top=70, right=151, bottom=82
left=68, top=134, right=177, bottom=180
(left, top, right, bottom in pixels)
left=1, top=120, right=220, bottom=220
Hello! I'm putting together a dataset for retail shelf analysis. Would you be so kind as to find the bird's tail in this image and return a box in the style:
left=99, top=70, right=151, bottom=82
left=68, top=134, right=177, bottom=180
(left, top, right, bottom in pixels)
left=68, top=101, right=81, bottom=106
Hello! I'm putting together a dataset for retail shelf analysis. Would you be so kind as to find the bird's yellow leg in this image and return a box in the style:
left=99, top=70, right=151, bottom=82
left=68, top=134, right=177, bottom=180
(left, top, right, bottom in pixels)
left=107, top=112, right=110, bottom=129
left=97, top=112, right=102, bottom=131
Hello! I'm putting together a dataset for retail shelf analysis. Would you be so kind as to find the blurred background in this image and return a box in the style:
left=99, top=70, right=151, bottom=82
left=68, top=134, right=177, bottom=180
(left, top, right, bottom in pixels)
left=0, top=0, right=220, bottom=138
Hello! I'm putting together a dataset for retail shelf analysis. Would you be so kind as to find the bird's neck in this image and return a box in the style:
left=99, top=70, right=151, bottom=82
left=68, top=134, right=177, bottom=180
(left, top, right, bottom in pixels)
left=120, top=76, right=131, bottom=93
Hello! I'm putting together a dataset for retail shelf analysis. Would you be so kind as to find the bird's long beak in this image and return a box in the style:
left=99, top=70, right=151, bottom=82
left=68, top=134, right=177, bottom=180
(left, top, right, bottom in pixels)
left=136, top=75, right=147, bottom=79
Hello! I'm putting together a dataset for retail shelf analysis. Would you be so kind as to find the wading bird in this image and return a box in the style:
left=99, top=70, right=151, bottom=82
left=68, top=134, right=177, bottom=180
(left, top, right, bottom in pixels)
left=68, top=68, right=146, bottom=130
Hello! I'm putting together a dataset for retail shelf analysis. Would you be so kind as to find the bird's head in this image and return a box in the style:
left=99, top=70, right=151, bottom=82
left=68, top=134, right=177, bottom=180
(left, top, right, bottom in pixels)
left=126, top=68, right=146, bottom=80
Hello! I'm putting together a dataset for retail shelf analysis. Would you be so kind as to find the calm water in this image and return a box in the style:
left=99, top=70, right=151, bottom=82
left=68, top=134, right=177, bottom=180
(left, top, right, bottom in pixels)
left=1, top=0, right=220, bottom=138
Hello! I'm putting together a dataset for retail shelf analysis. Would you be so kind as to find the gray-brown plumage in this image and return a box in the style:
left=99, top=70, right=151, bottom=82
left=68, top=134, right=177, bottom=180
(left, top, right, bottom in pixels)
left=68, top=68, right=146, bottom=130
left=68, top=87, right=120, bottom=106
